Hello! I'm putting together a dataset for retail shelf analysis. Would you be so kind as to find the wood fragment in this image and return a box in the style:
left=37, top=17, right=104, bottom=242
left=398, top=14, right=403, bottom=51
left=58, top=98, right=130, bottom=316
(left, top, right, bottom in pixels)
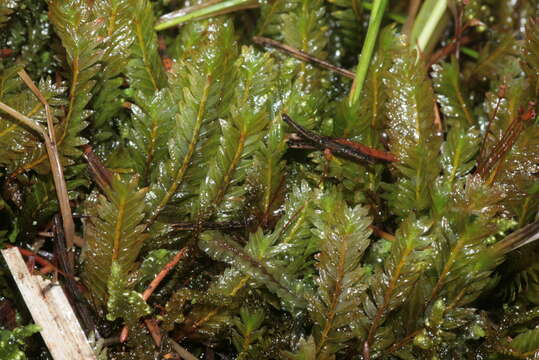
left=1, top=247, right=97, bottom=360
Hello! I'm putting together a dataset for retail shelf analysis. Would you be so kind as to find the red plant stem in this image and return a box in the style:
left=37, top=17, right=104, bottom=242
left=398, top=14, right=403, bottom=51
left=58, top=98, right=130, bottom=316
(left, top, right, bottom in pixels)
left=3, top=245, right=72, bottom=279
left=0, top=48, right=13, bottom=58
left=142, top=248, right=188, bottom=301
left=333, top=138, right=398, bottom=162
left=144, top=318, right=162, bottom=347
left=477, top=85, right=506, bottom=166
left=476, top=104, right=535, bottom=179
left=369, top=225, right=396, bottom=242
left=427, top=35, right=473, bottom=68
left=120, top=248, right=188, bottom=343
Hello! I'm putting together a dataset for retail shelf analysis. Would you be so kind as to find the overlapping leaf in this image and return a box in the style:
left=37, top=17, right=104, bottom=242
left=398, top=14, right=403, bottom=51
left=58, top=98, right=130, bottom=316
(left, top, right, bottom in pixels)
left=308, top=189, right=372, bottom=358
left=383, top=48, right=442, bottom=217
left=196, top=46, right=276, bottom=221
left=199, top=228, right=307, bottom=312
left=146, top=19, right=236, bottom=225
left=83, top=175, right=148, bottom=304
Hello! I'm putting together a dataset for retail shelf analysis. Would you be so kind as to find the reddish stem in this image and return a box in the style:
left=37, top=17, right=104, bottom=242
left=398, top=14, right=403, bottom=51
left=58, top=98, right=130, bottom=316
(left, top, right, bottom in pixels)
left=4, top=245, right=73, bottom=279
left=333, top=138, right=398, bottom=162
left=145, top=318, right=162, bottom=346
left=0, top=49, right=13, bottom=58
left=120, top=248, right=188, bottom=343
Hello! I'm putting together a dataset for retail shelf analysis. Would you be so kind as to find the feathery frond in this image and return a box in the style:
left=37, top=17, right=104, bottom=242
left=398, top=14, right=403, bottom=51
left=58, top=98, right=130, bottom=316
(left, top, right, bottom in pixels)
left=199, top=228, right=307, bottom=311
left=126, top=0, right=166, bottom=98
left=364, top=216, right=433, bottom=351
left=145, top=19, right=236, bottom=225
left=231, top=307, right=267, bottom=359
left=196, top=46, right=275, bottom=221
left=326, top=0, right=364, bottom=65
left=309, top=189, right=372, bottom=358
left=83, top=175, right=148, bottom=304
left=8, top=0, right=104, bottom=178
left=383, top=47, right=441, bottom=217
left=432, top=58, right=476, bottom=128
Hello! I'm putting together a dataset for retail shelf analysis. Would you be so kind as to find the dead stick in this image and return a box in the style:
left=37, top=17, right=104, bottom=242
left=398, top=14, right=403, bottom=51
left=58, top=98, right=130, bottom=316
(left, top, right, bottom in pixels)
left=82, top=145, right=113, bottom=192
left=0, top=100, right=78, bottom=259
left=252, top=36, right=356, bottom=79
left=120, top=248, right=188, bottom=342
left=16, top=70, right=78, bottom=265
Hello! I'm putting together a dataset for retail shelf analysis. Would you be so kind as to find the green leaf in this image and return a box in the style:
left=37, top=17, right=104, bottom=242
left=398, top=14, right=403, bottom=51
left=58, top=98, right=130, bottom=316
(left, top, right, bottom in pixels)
left=0, top=69, right=66, bottom=174
left=231, top=307, right=266, bottom=359
left=106, top=260, right=150, bottom=323
left=205, top=181, right=316, bottom=299
left=90, top=0, right=135, bottom=141
left=0, top=324, right=40, bottom=360
left=125, top=0, right=166, bottom=98
left=145, top=19, right=236, bottom=225
left=432, top=58, right=475, bottom=128
left=283, top=336, right=317, bottom=360
left=257, top=0, right=298, bottom=40
left=511, top=327, right=539, bottom=354
left=134, top=248, right=174, bottom=291
left=0, top=1, right=16, bottom=28
left=383, top=48, right=442, bottom=217
left=196, top=46, right=276, bottom=221
left=126, top=89, right=176, bottom=185
left=429, top=218, right=501, bottom=309
left=440, top=123, right=481, bottom=185
left=364, top=216, right=433, bottom=349
left=471, top=34, right=519, bottom=84
left=309, top=189, right=372, bottom=357
left=48, top=0, right=103, bottom=163
left=522, top=19, right=539, bottom=99
left=326, top=0, right=364, bottom=65
left=249, top=114, right=287, bottom=224
left=83, top=175, right=148, bottom=304
left=199, top=228, right=307, bottom=312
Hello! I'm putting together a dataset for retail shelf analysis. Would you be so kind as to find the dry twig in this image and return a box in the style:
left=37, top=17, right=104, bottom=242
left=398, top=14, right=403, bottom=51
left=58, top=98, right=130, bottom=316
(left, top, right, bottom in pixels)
left=0, top=70, right=79, bottom=266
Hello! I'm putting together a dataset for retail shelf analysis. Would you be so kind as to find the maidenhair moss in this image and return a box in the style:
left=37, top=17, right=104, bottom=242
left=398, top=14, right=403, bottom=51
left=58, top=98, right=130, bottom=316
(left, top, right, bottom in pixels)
left=0, top=0, right=538, bottom=359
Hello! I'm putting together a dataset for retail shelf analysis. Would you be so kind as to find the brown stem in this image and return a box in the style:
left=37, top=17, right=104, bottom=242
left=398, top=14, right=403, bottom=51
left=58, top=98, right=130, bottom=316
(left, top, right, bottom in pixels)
left=427, top=35, right=473, bottom=68
left=3, top=245, right=73, bottom=279
left=82, top=145, right=113, bottom=192
left=387, top=330, right=422, bottom=353
left=144, top=318, right=162, bottom=347
left=369, top=225, right=396, bottom=242
left=120, top=248, right=188, bottom=342
left=252, top=36, right=355, bottom=79
left=477, top=85, right=506, bottom=167
left=17, top=70, right=77, bottom=267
